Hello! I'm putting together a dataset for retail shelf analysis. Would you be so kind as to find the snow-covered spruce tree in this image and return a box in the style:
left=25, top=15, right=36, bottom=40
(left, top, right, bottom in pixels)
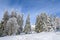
left=17, top=14, right=23, bottom=34
left=46, top=16, right=53, bottom=32
left=35, top=13, right=48, bottom=32
left=5, top=11, right=19, bottom=35
left=24, top=14, right=31, bottom=34
left=49, top=14, right=56, bottom=31
left=35, top=15, right=44, bottom=33
left=2, top=10, right=9, bottom=36
left=3, top=10, right=9, bottom=28
left=40, top=13, right=49, bottom=32
left=55, top=17, right=60, bottom=31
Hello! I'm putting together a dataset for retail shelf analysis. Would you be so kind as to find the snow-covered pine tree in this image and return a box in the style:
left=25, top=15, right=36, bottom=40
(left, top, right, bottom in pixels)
left=35, top=14, right=44, bottom=33
left=3, top=10, right=9, bottom=36
left=24, top=14, right=31, bottom=34
left=3, top=10, right=9, bottom=29
left=5, top=11, right=19, bottom=35
left=54, top=17, right=60, bottom=31
left=49, top=14, right=56, bottom=31
left=35, top=13, right=48, bottom=32
left=46, top=16, right=53, bottom=32
left=40, top=13, right=47, bottom=31
left=17, top=14, right=23, bottom=34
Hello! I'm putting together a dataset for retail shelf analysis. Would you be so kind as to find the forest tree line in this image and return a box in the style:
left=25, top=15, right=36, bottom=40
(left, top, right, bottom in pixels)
left=0, top=10, right=60, bottom=37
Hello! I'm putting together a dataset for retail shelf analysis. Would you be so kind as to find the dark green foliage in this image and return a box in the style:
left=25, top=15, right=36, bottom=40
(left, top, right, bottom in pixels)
left=0, top=21, right=4, bottom=37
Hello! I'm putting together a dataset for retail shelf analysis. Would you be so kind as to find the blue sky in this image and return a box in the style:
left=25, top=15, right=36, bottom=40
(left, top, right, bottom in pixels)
left=0, top=0, right=60, bottom=24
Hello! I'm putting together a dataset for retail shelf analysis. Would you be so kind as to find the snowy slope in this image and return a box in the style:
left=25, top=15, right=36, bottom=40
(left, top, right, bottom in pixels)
left=0, top=32, right=60, bottom=40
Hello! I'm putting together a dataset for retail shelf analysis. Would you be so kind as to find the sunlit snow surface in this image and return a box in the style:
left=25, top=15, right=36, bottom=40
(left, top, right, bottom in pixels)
left=0, top=32, right=60, bottom=40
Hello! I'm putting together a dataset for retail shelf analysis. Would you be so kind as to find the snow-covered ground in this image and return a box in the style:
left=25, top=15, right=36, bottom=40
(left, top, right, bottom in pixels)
left=0, top=32, right=60, bottom=40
